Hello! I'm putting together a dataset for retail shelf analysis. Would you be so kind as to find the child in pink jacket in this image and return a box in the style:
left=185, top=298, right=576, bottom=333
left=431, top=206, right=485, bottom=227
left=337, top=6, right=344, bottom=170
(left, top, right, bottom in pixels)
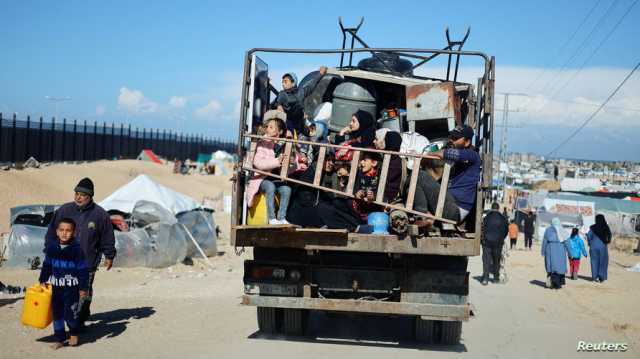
left=245, top=114, right=292, bottom=225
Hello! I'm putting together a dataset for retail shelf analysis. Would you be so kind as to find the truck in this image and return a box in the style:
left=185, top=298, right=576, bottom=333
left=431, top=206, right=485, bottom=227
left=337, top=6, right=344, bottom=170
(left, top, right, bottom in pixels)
left=231, top=19, right=495, bottom=344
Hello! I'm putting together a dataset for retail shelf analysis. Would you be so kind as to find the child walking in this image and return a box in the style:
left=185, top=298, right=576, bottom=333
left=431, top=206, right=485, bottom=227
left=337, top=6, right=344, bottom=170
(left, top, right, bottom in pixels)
left=565, top=227, right=588, bottom=280
left=39, top=218, right=89, bottom=349
left=246, top=111, right=292, bottom=225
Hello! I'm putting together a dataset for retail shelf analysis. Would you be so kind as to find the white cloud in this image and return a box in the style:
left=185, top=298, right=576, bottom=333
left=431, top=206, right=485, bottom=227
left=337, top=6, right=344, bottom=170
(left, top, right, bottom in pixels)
left=195, top=99, right=223, bottom=118
left=169, top=96, right=187, bottom=108
left=416, top=65, right=640, bottom=128
left=95, top=105, right=106, bottom=116
left=117, top=87, right=158, bottom=113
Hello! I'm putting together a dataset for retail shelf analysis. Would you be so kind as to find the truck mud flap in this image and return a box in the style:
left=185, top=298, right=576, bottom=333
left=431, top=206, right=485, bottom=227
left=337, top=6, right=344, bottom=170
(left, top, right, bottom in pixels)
left=241, top=295, right=470, bottom=321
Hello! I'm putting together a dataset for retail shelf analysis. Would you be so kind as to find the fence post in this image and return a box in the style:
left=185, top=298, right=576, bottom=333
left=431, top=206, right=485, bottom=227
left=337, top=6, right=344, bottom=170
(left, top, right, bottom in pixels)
left=10, top=113, right=17, bottom=163
left=61, top=118, right=67, bottom=161
left=102, top=122, right=107, bottom=159
left=38, top=117, right=43, bottom=161
left=136, top=127, right=140, bottom=155
left=127, top=124, right=132, bottom=158
left=83, top=120, right=87, bottom=161
left=25, top=116, right=31, bottom=161
left=72, top=120, right=77, bottom=161
left=51, top=117, right=56, bottom=162
left=111, top=122, right=115, bottom=160
left=93, top=121, right=98, bottom=160
left=120, top=123, right=124, bottom=159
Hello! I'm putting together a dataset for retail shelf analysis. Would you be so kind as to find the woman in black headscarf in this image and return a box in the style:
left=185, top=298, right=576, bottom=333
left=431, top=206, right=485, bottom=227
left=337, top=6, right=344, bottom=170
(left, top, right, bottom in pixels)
left=337, top=110, right=375, bottom=148
left=587, top=214, right=612, bottom=283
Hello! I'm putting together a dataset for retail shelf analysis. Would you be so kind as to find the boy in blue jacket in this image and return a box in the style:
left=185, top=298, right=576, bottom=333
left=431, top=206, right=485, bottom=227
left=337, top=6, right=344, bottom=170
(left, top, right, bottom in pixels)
left=565, top=227, right=588, bottom=280
left=39, top=218, right=89, bottom=349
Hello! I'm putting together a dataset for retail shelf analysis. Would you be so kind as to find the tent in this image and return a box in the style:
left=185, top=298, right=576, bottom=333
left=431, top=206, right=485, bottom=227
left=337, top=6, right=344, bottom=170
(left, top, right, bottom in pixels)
left=196, top=153, right=212, bottom=163
left=213, top=150, right=234, bottom=162
left=137, top=149, right=163, bottom=164
left=99, top=174, right=199, bottom=214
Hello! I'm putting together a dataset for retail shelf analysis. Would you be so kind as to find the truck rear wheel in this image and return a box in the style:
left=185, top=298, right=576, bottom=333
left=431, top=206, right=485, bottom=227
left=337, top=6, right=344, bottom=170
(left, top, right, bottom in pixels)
left=257, top=307, right=281, bottom=334
left=440, top=320, right=462, bottom=345
left=282, top=309, right=308, bottom=336
left=414, top=317, right=435, bottom=343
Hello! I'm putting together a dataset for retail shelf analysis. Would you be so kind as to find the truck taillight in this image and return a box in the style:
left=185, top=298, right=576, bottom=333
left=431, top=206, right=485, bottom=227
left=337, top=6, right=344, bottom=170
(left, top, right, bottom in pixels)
left=251, top=267, right=286, bottom=279
left=251, top=267, right=273, bottom=279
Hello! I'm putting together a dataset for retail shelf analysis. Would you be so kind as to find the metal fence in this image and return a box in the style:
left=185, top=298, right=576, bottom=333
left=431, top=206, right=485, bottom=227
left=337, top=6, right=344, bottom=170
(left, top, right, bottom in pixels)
left=0, top=113, right=235, bottom=163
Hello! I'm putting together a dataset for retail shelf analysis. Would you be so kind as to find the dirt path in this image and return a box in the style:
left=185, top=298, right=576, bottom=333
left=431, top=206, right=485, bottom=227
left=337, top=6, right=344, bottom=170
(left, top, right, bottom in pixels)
left=1, top=241, right=638, bottom=359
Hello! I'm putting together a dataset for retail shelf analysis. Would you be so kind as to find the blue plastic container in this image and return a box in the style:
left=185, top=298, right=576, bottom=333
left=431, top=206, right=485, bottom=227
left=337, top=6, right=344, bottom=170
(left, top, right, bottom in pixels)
left=368, top=212, right=389, bottom=234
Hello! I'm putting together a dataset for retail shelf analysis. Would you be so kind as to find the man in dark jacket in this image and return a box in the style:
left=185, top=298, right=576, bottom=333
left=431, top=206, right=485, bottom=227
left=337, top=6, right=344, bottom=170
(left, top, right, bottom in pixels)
left=430, top=125, right=481, bottom=221
left=524, top=210, right=536, bottom=250
left=45, top=177, right=116, bottom=327
left=481, top=202, right=509, bottom=285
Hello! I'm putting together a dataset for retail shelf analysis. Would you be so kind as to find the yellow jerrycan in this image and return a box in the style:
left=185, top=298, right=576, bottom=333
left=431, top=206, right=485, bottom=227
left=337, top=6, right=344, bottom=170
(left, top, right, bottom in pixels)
left=247, top=193, right=280, bottom=225
left=21, top=283, right=53, bottom=329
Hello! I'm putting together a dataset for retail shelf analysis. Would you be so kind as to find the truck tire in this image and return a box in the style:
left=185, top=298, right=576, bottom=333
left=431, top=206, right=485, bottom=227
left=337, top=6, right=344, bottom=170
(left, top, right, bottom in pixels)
left=282, top=308, right=308, bottom=336
left=414, top=317, right=436, bottom=343
left=439, top=321, right=462, bottom=345
left=257, top=307, right=280, bottom=334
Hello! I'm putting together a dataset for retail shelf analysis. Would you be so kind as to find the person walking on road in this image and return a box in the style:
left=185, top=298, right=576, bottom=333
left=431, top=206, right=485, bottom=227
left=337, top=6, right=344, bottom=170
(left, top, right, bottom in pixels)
left=587, top=214, right=611, bottom=283
left=565, top=227, right=588, bottom=280
left=481, top=203, right=508, bottom=285
left=542, top=218, right=568, bottom=289
left=45, top=178, right=116, bottom=328
left=524, top=210, right=536, bottom=251
left=508, top=220, right=519, bottom=250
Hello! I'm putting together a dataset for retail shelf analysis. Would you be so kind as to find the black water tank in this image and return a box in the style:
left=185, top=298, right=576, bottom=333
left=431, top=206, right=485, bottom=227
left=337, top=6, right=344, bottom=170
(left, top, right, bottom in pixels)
left=357, top=53, right=413, bottom=75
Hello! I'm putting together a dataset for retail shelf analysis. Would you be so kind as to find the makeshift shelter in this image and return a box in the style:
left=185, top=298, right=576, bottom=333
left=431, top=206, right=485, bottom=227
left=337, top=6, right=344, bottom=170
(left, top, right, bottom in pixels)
left=196, top=153, right=212, bottom=164
left=136, top=149, right=163, bottom=164
left=99, top=174, right=199, bottom=214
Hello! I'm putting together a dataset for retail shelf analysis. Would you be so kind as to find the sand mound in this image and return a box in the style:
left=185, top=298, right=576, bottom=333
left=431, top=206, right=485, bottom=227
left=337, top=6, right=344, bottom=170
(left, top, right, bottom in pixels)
left=0, top=160, right=232, bottom=234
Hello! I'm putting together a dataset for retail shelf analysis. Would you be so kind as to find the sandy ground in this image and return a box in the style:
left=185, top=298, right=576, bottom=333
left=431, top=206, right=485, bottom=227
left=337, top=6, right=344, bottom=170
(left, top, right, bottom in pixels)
left=1, top=160, right=639, bottom=358
left=0, top=159, right=233, bottom=235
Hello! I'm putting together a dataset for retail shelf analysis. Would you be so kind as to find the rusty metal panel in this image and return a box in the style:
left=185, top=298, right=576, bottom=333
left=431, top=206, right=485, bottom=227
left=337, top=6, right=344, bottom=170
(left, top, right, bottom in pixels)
left=406, top=82, right=458, bottom=130
left=241, top=295, right=470, bottom=321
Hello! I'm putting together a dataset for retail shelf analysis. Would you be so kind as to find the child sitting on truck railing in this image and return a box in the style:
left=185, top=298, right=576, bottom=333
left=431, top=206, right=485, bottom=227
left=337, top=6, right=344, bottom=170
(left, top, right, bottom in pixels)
left=245, top=110, right=292, bottom=225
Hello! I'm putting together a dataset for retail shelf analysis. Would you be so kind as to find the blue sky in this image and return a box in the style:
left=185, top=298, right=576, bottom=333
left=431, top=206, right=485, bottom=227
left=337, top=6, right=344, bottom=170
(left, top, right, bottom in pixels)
left=1, top=0, right=639, bottom=161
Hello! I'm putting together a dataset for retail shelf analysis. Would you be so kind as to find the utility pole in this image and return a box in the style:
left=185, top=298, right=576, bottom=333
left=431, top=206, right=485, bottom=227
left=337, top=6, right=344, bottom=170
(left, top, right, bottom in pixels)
left=496, top=92, right=528, bottom=202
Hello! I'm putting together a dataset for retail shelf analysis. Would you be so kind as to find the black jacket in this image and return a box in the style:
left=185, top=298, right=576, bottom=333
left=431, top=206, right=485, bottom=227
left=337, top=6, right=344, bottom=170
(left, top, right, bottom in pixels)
left=482, top=210, right=508, bottom=247
left=45, top=201, right=116, bottom=269
left=524, top=214, right=536, bottom=234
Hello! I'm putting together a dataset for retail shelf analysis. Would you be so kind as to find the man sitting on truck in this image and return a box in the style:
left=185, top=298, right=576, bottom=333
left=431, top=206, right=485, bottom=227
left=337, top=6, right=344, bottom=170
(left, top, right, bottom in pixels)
left=418, top=125, right=481, bottom=222
left=271, top=66, right=327, bottom=136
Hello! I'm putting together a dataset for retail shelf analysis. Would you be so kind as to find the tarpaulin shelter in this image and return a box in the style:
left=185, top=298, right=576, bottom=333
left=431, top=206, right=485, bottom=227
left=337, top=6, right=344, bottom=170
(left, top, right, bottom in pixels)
left=99, top=174, right=199, bottom=214
left=136, top=149, right=163, bottom=164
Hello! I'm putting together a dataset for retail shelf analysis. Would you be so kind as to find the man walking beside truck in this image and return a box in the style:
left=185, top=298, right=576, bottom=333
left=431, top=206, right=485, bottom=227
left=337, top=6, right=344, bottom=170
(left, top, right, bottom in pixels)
left=481, top=203, right=508, bottom=285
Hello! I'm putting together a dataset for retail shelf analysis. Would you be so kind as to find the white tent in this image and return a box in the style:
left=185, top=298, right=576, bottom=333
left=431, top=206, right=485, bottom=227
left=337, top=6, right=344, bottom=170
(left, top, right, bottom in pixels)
left=99, top=174, right=199, bottom=214
left=213, top=150, right=233, bottom=162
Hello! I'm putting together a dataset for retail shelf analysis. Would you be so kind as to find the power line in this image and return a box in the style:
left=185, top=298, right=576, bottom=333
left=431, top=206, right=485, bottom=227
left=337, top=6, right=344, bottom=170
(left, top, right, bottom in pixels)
left=548, top=0, right=638, bottom=100
left=540, top=0, right=619, bottom=95
left=525, top=0, right=602, bottom=92
left=546, top=61, right=639, bottom=157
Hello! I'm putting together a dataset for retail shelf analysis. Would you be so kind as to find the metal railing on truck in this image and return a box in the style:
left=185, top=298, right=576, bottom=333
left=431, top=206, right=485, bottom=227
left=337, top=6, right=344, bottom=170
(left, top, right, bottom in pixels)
left=242, top=134, right=456, bottom=225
